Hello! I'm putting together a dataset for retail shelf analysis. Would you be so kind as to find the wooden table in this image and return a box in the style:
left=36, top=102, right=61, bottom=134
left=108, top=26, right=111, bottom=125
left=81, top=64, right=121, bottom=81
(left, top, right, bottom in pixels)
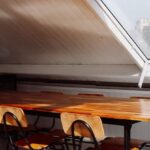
left=0, top=91, right=150, bottom=150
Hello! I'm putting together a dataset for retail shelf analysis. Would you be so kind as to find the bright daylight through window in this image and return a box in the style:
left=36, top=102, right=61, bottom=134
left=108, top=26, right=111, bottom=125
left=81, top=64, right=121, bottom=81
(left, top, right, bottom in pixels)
left=102, top=0, right=150, bottom=60
left=96, top=0, right=150, bottom=87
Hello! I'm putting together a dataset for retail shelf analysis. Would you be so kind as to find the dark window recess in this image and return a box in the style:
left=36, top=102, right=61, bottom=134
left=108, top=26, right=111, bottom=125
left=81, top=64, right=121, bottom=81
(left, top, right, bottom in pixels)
left=17, top=75, right=150, bottom=90
left=0, top=74, right=16, bottom=91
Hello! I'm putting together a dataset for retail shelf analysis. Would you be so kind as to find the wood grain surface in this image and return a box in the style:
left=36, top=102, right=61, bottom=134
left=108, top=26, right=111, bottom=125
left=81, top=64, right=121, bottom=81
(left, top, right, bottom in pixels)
left=0, top=91, right=150, bottom=122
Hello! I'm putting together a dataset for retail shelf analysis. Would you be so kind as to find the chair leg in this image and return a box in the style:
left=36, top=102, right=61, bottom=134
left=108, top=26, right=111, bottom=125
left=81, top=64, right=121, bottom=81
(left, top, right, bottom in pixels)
left=48, top=142, right=65, bottom=150
left=64, top=137, right=69, bottom=150
left=6, top=144, right=18, bottom=150
left=139, top=141, right=150, bottom=149
left=6, top=144, right=9, bottom=150
left=72, top=136, right=76, bottom=150
left=71, top=137, right=83, bottom=150
left=78, top=137, right=83, bottom=150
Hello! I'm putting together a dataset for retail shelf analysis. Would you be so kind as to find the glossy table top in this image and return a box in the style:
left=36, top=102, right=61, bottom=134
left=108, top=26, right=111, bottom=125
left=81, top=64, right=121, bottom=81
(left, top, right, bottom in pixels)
left=0, top=91, right=150, bottom=122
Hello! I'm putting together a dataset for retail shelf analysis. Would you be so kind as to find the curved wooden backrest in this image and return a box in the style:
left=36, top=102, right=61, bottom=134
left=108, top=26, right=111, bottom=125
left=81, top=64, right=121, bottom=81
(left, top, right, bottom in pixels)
left=0, top=106, right=28, bottom=127
left=61, top=112, right=105, bottom=141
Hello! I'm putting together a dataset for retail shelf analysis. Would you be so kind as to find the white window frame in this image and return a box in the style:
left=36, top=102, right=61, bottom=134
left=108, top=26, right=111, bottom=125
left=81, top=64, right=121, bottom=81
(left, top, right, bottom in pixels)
left=87, top=0, right=150, bottom=87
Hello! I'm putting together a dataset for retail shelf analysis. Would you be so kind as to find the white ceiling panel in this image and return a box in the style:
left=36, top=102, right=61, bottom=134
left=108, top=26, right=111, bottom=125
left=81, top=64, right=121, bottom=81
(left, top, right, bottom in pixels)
left=0, top=0, right=134, bottom=65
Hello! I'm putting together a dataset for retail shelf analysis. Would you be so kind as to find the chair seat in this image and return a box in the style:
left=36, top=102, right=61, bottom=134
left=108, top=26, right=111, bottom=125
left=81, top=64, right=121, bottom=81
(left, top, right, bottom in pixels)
left=100, top=137, right=145, bottom=150
left=15, top=132, right=63, bottom=149
left=49, top=129, right=66, bottom=138
left=85, top=137, right=145, bottom=150
left=1, top=106, right=66, bottom=150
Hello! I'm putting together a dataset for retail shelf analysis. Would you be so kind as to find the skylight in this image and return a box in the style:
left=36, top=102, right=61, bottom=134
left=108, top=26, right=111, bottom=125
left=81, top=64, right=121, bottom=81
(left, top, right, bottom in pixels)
left=101, top=0, right=150, bottom=60
left=89, top=0, right=150, bottom=87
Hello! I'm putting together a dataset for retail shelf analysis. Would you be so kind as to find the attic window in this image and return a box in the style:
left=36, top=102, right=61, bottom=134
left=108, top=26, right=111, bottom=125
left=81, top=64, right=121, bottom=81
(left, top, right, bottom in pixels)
left=90, top=0, right=150, bottom=87
left=101, top=0, right=150, bottom=60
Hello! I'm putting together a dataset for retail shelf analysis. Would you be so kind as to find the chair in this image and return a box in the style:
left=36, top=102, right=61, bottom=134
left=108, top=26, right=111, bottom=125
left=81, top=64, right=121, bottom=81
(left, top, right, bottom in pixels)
left=100, top=137, right=145, bottom=150
left=61, top=112, right=145, bottom=150
left=61, top=112, right=105, bottom=150
left=1, top=106, right=65, bottom=150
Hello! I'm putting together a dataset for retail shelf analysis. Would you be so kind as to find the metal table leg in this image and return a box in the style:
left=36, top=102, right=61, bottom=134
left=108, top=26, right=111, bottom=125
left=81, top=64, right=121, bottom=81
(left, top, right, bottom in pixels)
left=124, top=124, right=132, bottom=150
left=99, top=118, right=139, bottom=150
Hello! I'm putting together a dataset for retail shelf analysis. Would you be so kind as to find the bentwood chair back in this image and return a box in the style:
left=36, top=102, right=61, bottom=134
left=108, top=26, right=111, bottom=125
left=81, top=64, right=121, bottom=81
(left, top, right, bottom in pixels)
left=1, top=106, right=64, bottom=150
left=0, top=106, right=28, bottom=127
left=61, top=112, right=105, bottom=150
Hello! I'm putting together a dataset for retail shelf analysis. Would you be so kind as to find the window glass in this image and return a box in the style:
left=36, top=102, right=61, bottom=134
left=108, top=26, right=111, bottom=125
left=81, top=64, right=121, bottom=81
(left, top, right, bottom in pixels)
left=102, top=0, right=150, bottom=59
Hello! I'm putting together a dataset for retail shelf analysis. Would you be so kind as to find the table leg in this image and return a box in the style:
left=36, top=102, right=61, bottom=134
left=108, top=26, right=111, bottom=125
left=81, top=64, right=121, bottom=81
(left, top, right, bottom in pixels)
left=124, top=124, right=132, bottom=150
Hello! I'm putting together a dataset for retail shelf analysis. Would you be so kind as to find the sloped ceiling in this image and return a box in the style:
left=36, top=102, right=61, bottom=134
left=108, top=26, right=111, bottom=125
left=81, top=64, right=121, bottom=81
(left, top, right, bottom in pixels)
left=0, top=0, right=134, bottom=65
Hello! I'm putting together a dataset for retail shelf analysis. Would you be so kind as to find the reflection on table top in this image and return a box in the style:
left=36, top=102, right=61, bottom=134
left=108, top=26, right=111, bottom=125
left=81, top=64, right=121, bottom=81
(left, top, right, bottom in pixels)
left=0, top=91, right=150, bottom=122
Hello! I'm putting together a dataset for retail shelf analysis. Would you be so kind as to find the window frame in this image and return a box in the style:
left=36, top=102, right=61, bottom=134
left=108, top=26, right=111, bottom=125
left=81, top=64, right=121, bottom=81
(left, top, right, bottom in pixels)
left=87, top=0, right=150, bottom=87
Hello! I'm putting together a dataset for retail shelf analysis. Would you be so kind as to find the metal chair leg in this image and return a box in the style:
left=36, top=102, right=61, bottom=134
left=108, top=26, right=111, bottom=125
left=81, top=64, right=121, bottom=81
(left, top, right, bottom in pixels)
left=64, top=137, right=69, bottom=150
